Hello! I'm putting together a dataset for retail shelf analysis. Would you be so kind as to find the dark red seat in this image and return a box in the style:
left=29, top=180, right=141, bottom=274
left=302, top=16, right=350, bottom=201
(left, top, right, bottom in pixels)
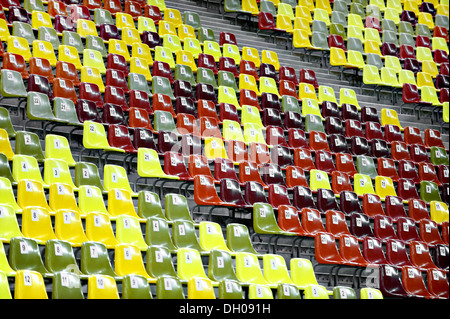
left=396, top=217, right=421, bottom=243
left=220, top=178, right=247, bottom=207
left=293, top=186, right=316, bottom=210
left=79, top=82, right=103, bottom=108
left=314, top=150, right=336, bottom=174
left=244, top=181, right=268, bottom=205
left=104, top=86, right=128, bottom=111
left=102, top=103, right=126, bottom=126
left=108, top=124, right=137, bottom=153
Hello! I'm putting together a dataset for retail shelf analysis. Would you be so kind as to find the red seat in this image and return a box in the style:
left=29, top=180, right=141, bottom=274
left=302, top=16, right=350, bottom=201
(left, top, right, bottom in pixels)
left=48, top=0, right=67, bottom=17
left=386, top=238, right=413, bottom=267
left=176, top=97, right=196, bottom=117
left=362, top=237, right=388, bottom=265
left=365, top=121, right=384, bottom=141
left=153, top=93, right=175, bottom=117
left=316, top=188, right=339, bottom=213
left=284, top=111, right=303, bottom=130
left=314, top=232, right=346, bottom=265
left=104, top=86, right=128, bottom=111
left=399, top=45, right=416, bottom=60
left=335, top=153, right=357, bottom=177
left=143, top=4, right=162, bottom=24
left=219, top=31, right=237, bottom=46
left=322, top=101, right=340, bottom=118
left=219, top=178, right=248, bottom=207
left=371, top=138, right=390, bottom=158
left=108, top=124, right=137, bottom=153
left=424, top=129, right=445, bottom=148
left=219, top=57, right=239, bottom=78
left=438, top=165, right=449, bottom=184
left=262, top=163, right=286, bottom=187
left=286, top=166, right=308, bottom=189
left=270, top=145, right=293, bottom=167
left=331, top=171, right=353, bottom=194
left=409, top=144, right=430, bottom=163
left=419, top=219, right=445, bottom=246
left=128, top=107, right=154, bottom=131
left=258, top=11, right=276, bottom=32
left=188, top=155, right=215, bottom=181
left=299, top=69, right=319, bottom=89
left=361, top=106, right=379, bottom=123
left=397, top=217, right=421, bottom=243
left=397, top=178, right=420, bottom=201
left=129, top=90, right=152, bottom=113
left=409, top=241, right=439, bottom=270
left=266, top=125, right=288, bottom=147
left=404, top=126, right=424, bottom=146
left=433, top=25, right=449, bottom=41
left=287, top=129, right=309, bottom=149
left=244, top=181, right=268, bottom=206
left=198, top=100, right=219, bottom=122
left=384, top=124, right=403, bottom=143
left=84, top=0, right=102, bottom=10
left=328, top=34, right=346, bottom=50
left=379, top=264, right=409, bottom=298
left=102, top=103, right=126, bottom=125
left=442, top=222, right=449, bottom=245
left=249, top=143, right=271, bottom=165
left=239, top=89, right=260, bottom=110
left=226, top=140, right=249, bottom=163
left=402, top=266, right=436, bottom=299
left=107, top=54, right=129, bottom=76
left=325, top=117, right=345, bottom=136
left=385, top=196, right=408, bottom=222
left=173, top=80, right=193, bottom=100
left=198, top=53, right=218, bottom=74
left=152, top=61, right=174, bottom=83
left=301, top=208, right=326, bottom=235
left=338, top=234, right=369, bottom=267
left=164, top=152, right=191, bottom=180
left=132, top=128, right=157, bottom=151
left=219, top=102, right=240, bottom=123
left=434, top=50, right=449, bottom=65
left=365, top=16, right=380, bottom=32
left=124, top=0, right=142, bottom=18
left=214, top=158, right=240, bottom=183
left=239, top=59, right=258, bottom=80
left=105, top=0, right=123, bottom=15
left=200, top=116, right=222, bottom=139
left=99, top=23, right=120, bottom=42
left=194, top=175, right=235, bottom=207
left=350, top=136, right=371, bottom=156
left=55, top=61, right=80, bottom=86
left=391, top=141, right=412, bottom=161
left=427, top=269, right=449, bottom=299
left=381, top=42, right=397, bottom=57
left=76, top=99, right=100, bottom=123
left=279, top=66, right=298, bottom=86
left=261, top=93, right=281, bottom=111
left=374, top=215, right=398, bottom=242
left=180, top=134, right=202, bottom=157
left=279, top=80, right=297, bottom=98
left=79, top=82, right=103, bottom=109
left=328, top=134, right=349, bottom=154
left=341, top=103, right=360, bottom=121
left=434, top=246, right=449, bottom=271
left=68, top=4, right=91, bottom=21
left=29, top=57, right=54, bottom=83
left=309, top=131, right=330, bottom=151
left=377, top=158, right=399, bottom=181
left=416, top=35, right=432, bottom=49
left=105, top=69, right=129, bottom=93
left=53, top=78, right=77, bottom=104
left=3, top=52, right=29, bottom=79
left=176, top=113, right=201, bottom=137
left=419, top=162, right=440, bottom=185
left=277, top=205, right=306, bottom=236
left=408, top=198, right=430, bottom=222
left=350, top=213, right=374, bottom=239
left=362, top=193, right=385, bottom=217
left=157, top=131, right=178, bottom=154
left=260, top=63, right=277, bottom=81
left=293, top=186, right=316, bottom=211
left=196, top=83, right=216, bottom=103
left=339, top=191, right=363, bottom=215
left=398, top=159, right=420, bottom=183
left=402, top=83, right=426, bottom=105
left=325, top=210, right=351, bottom=237
left=28, top=74, right=53, bottom=100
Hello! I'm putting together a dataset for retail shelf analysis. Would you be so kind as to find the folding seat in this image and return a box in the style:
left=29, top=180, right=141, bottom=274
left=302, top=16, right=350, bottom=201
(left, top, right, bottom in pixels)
left=114, top=243, right=155, bottom=283
left=113, top=215, right=148, bottom=251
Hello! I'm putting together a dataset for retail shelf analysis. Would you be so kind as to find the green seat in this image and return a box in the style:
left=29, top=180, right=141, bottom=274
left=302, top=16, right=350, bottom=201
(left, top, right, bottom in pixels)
left=331, top=11, right=347, bottom=27
left=26, top=92, right=58, bottom=126
left=198, top=27, right=216, bottom=43
left=121, top=274, right=152, bottom=299
left=174, top=64, right=196, bottom=87
left=44, top=239, right=82, bottom=275
left=172, top=220, right=207, bottom=253
left=152, top=76, right=174, bottom=99
left=146, top=246, right=178, bottom=279
left=164, top=193, right=195, bottom=223
left=435, top=14, right=449, bottom=29
left=420, top=181, right=442, bottom=203
left=14, top=131, right=45, bottom=162
left=332, top=286, right=358, bottom=299
left=80, top=241, right=119, bottom=279
left=226, top=223, right=259, bottom=254
left=183, top=11, right=202, bottom=30
left=197, top=67, right=218, bottom=89
left=281, top=95, right=301, bottom=113
left=51, top=272, right=84, bottom=299
left=129, top=72, right=151, bottom=95
left=156, top=275, right=185, bottom=299
left=85, top=35, right=108, bottom=58
left=74, top=161, right=105, bottom=192
left=346, top=37, right=364, bottom=54
left=277, top=283, right=301, bottom=299
left=398, top=21, right=414, bottom=35
left=62, top=31, right=84, bottom=54
left=153, top=110, right=178, bottom=134
left=356, top=155, right=378, bottom=179
left=218, top=70, right=238, bottom=91
left=399, top=33, right=415, bottom=48
left=138, top=191, right=165, bottom=220
left=208, top=249, right=239, bottom=282
left=0, top=107, right=16, bottom=138
left=329, top=23, right=346, bottom=39
left=304, top=114, right=325, bottom=133
left=381, top=18, right=397, bottom=33
left=0, top=69, right=28, bottom=98
left=24, top=0, right=45, bottom=12
left=218, top=279, right=244, bottom=299
left=366, top=53, right=383, bottom=69
left=260, top=0, right=276, bottom=15
left=8, top=237, right=51, bottom=277
left=145, top=216, right=177, bottom=253
left=430, top=146, right=449, bottom=165
left=93, top=8, right=114, bottom=25
left=12, top=22, right=35, bottom=45
left=37, top=27, right=60, bottom=50
left=53, top=97, right=82, bottom=126
left=253, top=203, right=297, bottom=236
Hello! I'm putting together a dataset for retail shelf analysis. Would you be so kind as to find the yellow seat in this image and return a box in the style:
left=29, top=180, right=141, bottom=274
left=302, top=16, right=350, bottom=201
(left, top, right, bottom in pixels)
left=421, top=61, right=439, bottom=79
left=276, top=14, right=294, bottom=33
left=316, top=0, right=332, bottom=14
left=116, top=12, right=135, bottom=30
left=421, top=86, right=443, bottom=106
left=0, top=128, right=14, bottom=160
left=363, top=64, right=382, bottom=86
left=436, top=4, right=449, bottom=16
left=0, top=203, right=24, bottom=242
left=17, top=179, right=52, bottom=213
left=360, top=287, right=384, bottom=299
left=0, top=270, right=12, bottom=298
left=293, top=17, right=312, bottom=36
left=381, top=108, right=403, bottom=129
left=262, top=254, right=296, bottom=286
left=177, top=248, right=211, bottom=282
left=241, top=104, right=264, bottom=128
left=384, top=55, right=402, bottom=74
left=203, top=40, right=222, bottom=63
left=299, top=82, right=318, bottom=101
left=259, top=76, right=280, bottom=97
left=83, top=121, right=125, bottom=154
left=198, top=221, right=233, bottom=253
left=0, top=18, right=11, bottom=41
left=7, top=36, right=32, bottom=62
left=417, top=46, right=434, bottom=63
left=318, top=85, right=338, bottom=104
left=130, top=57, right=152, bottom=82
left=177, top=24, right=195, bottom=43
left=375, top=176, right=397, bottom=199
left=309, top=169, right=332, bottom=191
left=222, top=119, right=245, bottom=144
left=242, top=0, right=260, bottom=15
left=122, top=27, right=141, bottom=46
left=21, top=207, right=57, bottom=245
left=238, top=73, right=260, bottom=96
left=31, top=11, right=53, bottom=30
left=48, top=182, right=83, bottom=216
left=154, top=46, right=176, bottom=69
left=348, top=13, right=364, bottom=29
left=313, top=8, right=330, bottom=26
left=329, top=47, right=352, bottom=68
left=85, top=211, right=119, bottom=249
left=164, top=8, right=183, bottom=27
left=0, top=177, right=21, bottom=213
left=87, top=275, right=119, bottom=299
left=443, top=102, right=449, bottom=123
left=218, top=86, right=240, bottom=109
left=108, top=188, right=141, bottom=220
left=347, top=25, right=364, bottom=43
left=115, top=215, right=148, bottom=251
left=175, top=50, right=197, bottom=73
left=14, top=270, right=48, bottom=299
left=339, top=88, right=360, bottom=110
left=432, top=37, right=448, bottom=54
left=58, top=45, right=82, bottom=70
left=277, top=2, right=295, bottom=19
left=204, top=137, right=229, bottom=161
left=108, top=39, right=131, bottom=62
left=364, top=39, right=382, bottom=56
left=364, top=27, right=382, bottom=46
left=131, top=43, right=153, bottom=65
left=430, top=201, right=449, bottom=224
left=114, top=243, right=155, bottom=282
left=292, top=29, right=313, bottom=50
left=223, top=43, right=241, bottom=65
left=77, top=19, right=98, bottom=37
left=417, top=72, right=435, bottom=89
left=148, top=0, right=166, bottom=11
left=103, top=164, right=135, bottom=195
left=54, top=209, right=89, bottom=247
left=404, top=0, right=419, bottom=15
left=137, top=148, right=179, bottom=180
left=32, top=40, right=57, bottom=66
left=12, top=154, right=45, bottom=185
left=158, top=21, right=177, bottom=37
left=261, top=50, right=280, bottom=71
left=417, top=12, right=434, bottom=29
left=43, top=158, right=76, bottom=189
left=380, top=67, right=402, bottom=89
left=347, top=50, right=366, bottom=69
left=242, top=46, right=261, bottom=68
left=235, top=252, right=272, bottom=287
left=399, top=69, right=417, bottom=86
left=302, top=98, right=323, bottom=119
left=248, top=284, right=274, bottom=299
left=290, top=258, right=323, bottom=289
left=184, top=37, right=203, bottom=59
left=295, top=5, right=312, bottom=23
left=163, top=34, right=182, bottom=53
left=243, top=123, right=267, bottom=145
left=304, top=284, right=330, bottom=299
left=137, top=16, right=157, bottom=34
left=80, top=66, right=105, bottom=92
left=354, top=173, right=376, bottom=196
left=187, top=277, right=216, bottom=299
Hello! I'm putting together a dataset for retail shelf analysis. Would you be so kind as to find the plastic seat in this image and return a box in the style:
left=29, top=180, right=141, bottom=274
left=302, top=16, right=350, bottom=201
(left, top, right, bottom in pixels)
left=164, top=193, right=194, bottom=223
left=235, top=252, right=271, bottom=287
left=198, top=221, right=232, bottom=254
left=8, top=237, right=50, bottom=277
left=430, top=201, right=449, bottom=225
left=87, top=275, right=119, bottom=299
left=12, top=154, right=45, bottom=185
left=14, top=270, right=48, bottom=299
left=85, top=212, right=119, bottom=249
left=115, top=215, right=148, bottom=251
left=176, top=247, right=210, bottom=282
left=194, top=175, right=235, bottom=207
left=80, top=241, right=118, bottom=279
left=114, top=243, right=155, bottom=282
